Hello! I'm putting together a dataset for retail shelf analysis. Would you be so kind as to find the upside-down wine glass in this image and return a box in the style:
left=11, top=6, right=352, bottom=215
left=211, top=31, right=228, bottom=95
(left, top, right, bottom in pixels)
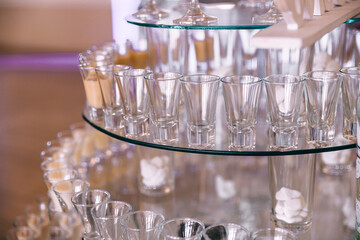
left=173, top=0, right=217, bottom=25
left=252, top=0, right=283, bottom=25
left=133, top=0, right=169, bottom=20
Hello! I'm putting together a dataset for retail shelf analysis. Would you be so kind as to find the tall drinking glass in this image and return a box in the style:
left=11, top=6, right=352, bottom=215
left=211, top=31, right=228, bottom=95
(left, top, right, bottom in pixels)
left=302, top=71, right=343, bottom=147
left=158, top=218, right=205, bottom=240
left=115, top=69, right=152, bottom=139
left=145, top=72, right=182, bottom=144
left=204, top=223, right=250, bottom=240
left=340, top=67, right=360, bottom=141
left=264, top=74, right=304, bottom=150
left=181, top=74, right=220, bottom=149
left=222, top=75, right=262, bottom=150
left=95, top=65, right=131, bottom=132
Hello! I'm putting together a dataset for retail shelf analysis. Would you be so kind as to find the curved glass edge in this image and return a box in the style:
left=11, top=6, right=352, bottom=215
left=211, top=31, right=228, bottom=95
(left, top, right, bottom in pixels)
left=83, top=113, right=356, bottom=157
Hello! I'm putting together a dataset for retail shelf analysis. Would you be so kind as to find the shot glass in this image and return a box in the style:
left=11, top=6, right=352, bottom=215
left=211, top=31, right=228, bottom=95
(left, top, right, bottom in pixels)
left=40, top=147, right=68, bottom=163
left=71, top=189, right=111, bottom=237
left=204, top=223, right=250, bottom=240
left=340, top=67, right=360, bottom=141
left=114, top=69, right=152, bottom=139
left=53, top=179, right=90, bottom=212
left=250, top=228, right=296, bottom=240
left=158, top=218, right=205, bottom=240
left=13, top=215, right=42, bottom=239
left=40, top=159, right=72, bottom=173
left=221, top=75, right=262, bottom=150
left=145, top=72, right=182, bottom=144
left=320, top=146, right=355, bottom=175
left=264, top=74, right=304, bottom=150
left=91, top=201, right=132, bottom=240
left=95, top=64, right=131, bottom=132
left=302, top=71, right=343, bottom=147
left=120, top=210, right=165, bottom=240
left=268, top=154, right=316, bottom=233
left=180, top=74, right=220, bottom=149
left=6, top=227, right=34, bottom=240
left=79, top=64, right=104, bottom=121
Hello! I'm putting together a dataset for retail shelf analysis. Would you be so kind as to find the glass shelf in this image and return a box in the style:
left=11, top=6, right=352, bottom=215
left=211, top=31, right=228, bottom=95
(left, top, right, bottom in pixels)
left=82, top=101, right=356, bottom=157
left=126, top=4, right=360, bottom=30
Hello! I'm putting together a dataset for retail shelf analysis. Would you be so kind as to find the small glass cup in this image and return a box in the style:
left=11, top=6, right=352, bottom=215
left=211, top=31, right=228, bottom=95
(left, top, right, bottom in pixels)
left=221, top=75, right=262, bottom=150
left=268, top=154, right=316, bottom=233
left=120, top=210, right=165, bottom=240
left=115, top=69, right=152, bottom=139
left=204, top=223, right=250, bottom=240
left=173, top=0, right=217, bottom=25
left=40, top=147, right=68, bottom=163
left=13, top=215, right=42, bottom=239
left=48, top=226, right=66, bottom=240
left=158, top=218, right=205, bottom=240
left=250, top=228, right=296, bottom=240
left=6, top=227, right=35, bottom=240
left=340, top=67, right=360, bottom=141
left=95, top=64, right=131, bottom=132
left=145, top=72, right=182, bottom=144
left=302, top=71, right=343, bottom=147
left=91, top=201, right=132, bottom=240
left=181, top=74, right=220, bottom=149
left=320, top=146, right=355, bottom=175
left=264, top=74, right=305, bottom=150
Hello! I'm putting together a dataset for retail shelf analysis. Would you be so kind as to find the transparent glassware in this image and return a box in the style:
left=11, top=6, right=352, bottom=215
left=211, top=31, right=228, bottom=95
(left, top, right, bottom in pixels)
left=158, top=218, right=205, bottom=240
left=40, top=147, right=68, bottom=163
left=250, top=228, right=296, bottom=240
left=53, top=179, right=90, bottom=212
left=120, top=210, right=165, bottom=240
left=252, top=1, right=283, bottom=25
left=133, top=0, right=169, bottom=21
left=173, top=0, right=217, bottom=25
left=71, top=189, right=111, bottom=239
left=48, top=226, right=66, bottom=240
left=91, top=201, right=132, bottom=240
left=25, top=203, right=50, bottom=231
left=145, top=72, right=182, bottom=144
left=302, top=71, right=343, bottom=147
left=40, top=159, right=72, bottom=173
left=6, top=227, right=35, bottom=240
left=13, top=215, right=42, bottom=239
left=263, top=74, right=305, bottom=150
left=221, top=75, right=262, bottom=150
left=180, top=74, right=220, bottom=149
left=204, top=223, right=250, bottom=240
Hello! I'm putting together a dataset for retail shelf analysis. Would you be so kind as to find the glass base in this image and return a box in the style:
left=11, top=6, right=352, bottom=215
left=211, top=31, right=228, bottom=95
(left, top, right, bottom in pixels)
left=228, top=127, right=255, bottom=150
left=187, top=125, right=215, bottom=149
left=139, top=184, right=174, bottom=197
left=321, top=162, right=352, bottom=175
left=103, top=109, right=124, bottom=133
left=252, top=5, right=283, bottom=24
left=87, top=106, right=103, bottom=121
left=343, top=119, right=356, bottom=141
left=173, top=7, right=217, bottom=25
left=152, top=123, right=179, bottom=145
left=268, top=127, right=298, bottom=150
left=272, top=218, right=312, bottom=234
left=132, top=5, right=169, bottom=20
left=124, top=119, right=149, bottom=139
left=307, top=125, right=335, bottom=147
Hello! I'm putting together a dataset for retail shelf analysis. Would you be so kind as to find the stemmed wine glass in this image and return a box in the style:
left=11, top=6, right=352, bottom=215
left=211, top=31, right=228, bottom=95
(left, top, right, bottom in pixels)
left=173, top=0, right=217, bottom=25
left=133, top=0, right=169, bottom=20
left=252, top=0, right=283, bottom=24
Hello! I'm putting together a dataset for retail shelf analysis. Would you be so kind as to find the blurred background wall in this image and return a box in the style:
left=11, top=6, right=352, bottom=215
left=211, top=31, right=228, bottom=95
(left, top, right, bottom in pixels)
left=0, top=0, right=113, bottom=53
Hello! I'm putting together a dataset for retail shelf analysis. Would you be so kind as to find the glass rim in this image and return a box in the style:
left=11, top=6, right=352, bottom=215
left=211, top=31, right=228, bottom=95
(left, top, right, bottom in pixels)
left=121, top=68, right=152, bottom=78
left=302, top=71, right=343, bottom=81
left=95, top=64, right=131, bottom=72
left=263, top=74, right=303, bottom=84
left=251, top=227, right=296, bottom=239
left=204, top=222, right=250, bottom=233
left=159, top=217, right=205, bottom=239
left=339, top=66, right=360, bottom=76
left=43, top=168, right=77, bottom=182
left=180, top=74, right=220, bottom=84
left=144, top=72, right=183, bottom=81
left=40, top=158, right=70, bottom=171
left=221, top=75, right=261, bottom=85
left=71, top=189, right=111, bottom=207
left=91, top=200, right=132, bottom=220
left=52, top=178, right=90, bottom=194
left=120, top=210, right=165, bottom=232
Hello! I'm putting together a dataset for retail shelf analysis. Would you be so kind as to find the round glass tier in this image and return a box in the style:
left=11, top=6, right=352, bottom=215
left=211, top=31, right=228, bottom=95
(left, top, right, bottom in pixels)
left=126, top=3, right=360, bottom=30
left=82, top=106, right=355, bottom=156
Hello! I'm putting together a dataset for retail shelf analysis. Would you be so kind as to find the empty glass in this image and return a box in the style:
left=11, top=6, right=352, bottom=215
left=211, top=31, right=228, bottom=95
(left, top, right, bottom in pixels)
left=95, top=65, right=131, bottom=132
left=6, top=227, right=34, bottom=240
left=302, top=71, right=343, bottom=147
left=71, top=189, right=111, bottom=238
left=158, top=218, right=205, bottom=240
left=252, top=1, right=283, bottom=24
left=145, top=72, right=182, bottom=144
left=115, top=69, right=152, bottom=139
left=264, top=74, right=304, bottom=150
left=173, top=0, right=217, bottom=25
left=120, top=210, right=165, bottom=240
left=340, top=67, right=360, bottom=141
left=221, top=75, right=262, bottom=150
left=250, top=228, right=296, bottom=240
left=132, top=0, right=169, bottom=20
left=91, top=201, right=132, bottom=240
left=204, top=223, right=250, bottom=240
left=53, top=179, right=90, bottom=212
left=181, top=74, right=220, bottom=149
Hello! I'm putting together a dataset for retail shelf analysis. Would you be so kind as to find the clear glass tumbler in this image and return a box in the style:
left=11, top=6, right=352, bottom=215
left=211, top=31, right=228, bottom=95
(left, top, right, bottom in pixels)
left=302, top=71, right=343, bottom=147
left=221, top=75, right=262, bottom=150
left=340, top=67, right=360, bottom=141
left=204, top=223, right=250, bottom=240
left=145, top=72, right=182, bottom=144
left=250, top=228, right=296, bottom=240
left=158, top=218, right=205, bottom=240
left=181, top=74, right=220, bottom=149
left=268, top=154, right=316, bottom=233
left=264, top=74, right=304, bottom=150
left=114, top=69, right=152, bottom=139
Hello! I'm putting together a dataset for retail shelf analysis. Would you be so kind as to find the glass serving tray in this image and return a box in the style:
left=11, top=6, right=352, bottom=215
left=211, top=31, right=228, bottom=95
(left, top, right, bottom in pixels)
left=126, top=3, right=360, bottom=30
left=82, top=88, right=356, bottom=156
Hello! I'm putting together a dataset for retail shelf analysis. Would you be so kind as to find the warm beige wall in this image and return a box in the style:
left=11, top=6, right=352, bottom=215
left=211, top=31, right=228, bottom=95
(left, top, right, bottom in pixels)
left=0, top=0, right=113, bottom=53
